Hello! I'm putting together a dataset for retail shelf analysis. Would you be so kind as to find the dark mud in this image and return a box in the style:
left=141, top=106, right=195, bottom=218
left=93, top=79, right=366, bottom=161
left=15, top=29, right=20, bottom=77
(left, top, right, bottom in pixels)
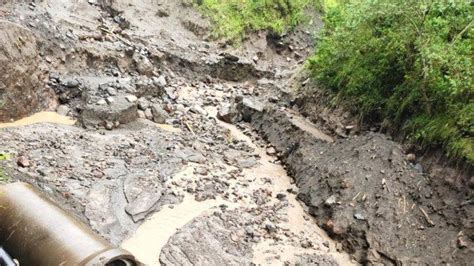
left=244, top=104, right=474, bottom=264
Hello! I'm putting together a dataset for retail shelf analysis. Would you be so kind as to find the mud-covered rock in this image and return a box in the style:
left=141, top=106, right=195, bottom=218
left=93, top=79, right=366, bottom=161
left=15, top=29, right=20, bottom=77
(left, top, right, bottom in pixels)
left=160, top=209, right=254, bottom=265
left=79, top=96, right=138, bottom=128
left=0, top=21, right=52, bottom=121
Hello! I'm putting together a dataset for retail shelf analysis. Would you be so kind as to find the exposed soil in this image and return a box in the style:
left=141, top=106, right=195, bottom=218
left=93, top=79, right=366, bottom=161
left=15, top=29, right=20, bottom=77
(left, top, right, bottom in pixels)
left=0, top=0, right=472, bottom=265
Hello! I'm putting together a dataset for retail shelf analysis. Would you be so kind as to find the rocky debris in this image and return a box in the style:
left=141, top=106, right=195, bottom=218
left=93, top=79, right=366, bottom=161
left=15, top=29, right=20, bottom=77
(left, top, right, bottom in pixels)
left=79, top=96, right=138, bottom=129
left=0, top=21, right=53, bottom=122
left=1, top=122, right=185, bottom=244
left=160, top=209, right=254, bottom=265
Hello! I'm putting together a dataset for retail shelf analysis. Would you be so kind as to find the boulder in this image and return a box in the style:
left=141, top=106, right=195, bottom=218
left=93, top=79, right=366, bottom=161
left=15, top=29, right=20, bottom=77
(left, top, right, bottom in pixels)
left=79, top=96, right=137, bottom=128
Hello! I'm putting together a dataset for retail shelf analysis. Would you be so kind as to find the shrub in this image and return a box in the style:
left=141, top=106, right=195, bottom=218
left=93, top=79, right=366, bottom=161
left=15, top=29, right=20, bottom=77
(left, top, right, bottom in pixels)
left=196, top=0, right=316, bottom=42
left=309, top=0, right=473, bottom=163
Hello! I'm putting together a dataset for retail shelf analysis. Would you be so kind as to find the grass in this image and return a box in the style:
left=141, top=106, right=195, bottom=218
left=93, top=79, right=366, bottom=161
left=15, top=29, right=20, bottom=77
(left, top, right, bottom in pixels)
left=0, top=153, right=10, bottom=182
left=195, top=0, right=319, bottom=42
left=308, top=0, right=473, bottom=164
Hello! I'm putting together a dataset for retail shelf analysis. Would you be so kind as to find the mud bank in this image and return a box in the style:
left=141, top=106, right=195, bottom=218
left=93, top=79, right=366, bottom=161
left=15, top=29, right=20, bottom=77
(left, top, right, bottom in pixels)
left=245, top=105, right=473, bottom=264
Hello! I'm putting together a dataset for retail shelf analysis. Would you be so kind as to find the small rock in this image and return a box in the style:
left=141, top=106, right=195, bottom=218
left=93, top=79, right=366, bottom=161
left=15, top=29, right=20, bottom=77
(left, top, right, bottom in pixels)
left=217, top=103, right=236, bottom=123
left=56, top=105, right=70, bottom=116
left=324, top=195, right=337, bottom=206
left=265, top=223, right=277, bottom=233
left=17, top=156, right=30, bottom=167
left=125, top=95, right=138, bottom=103
left=154, top=75, right=167, bottom=88
left=105, top=121, right=114, bottom=130
left=190, top=104, right=207, bottom=116
left=137, top=110, right=146, bottom=119
left=276, top=193, right=287, bottom=201
left=301, top=240, right=313, bottom=249
left=407, top=153, right=416, bottom=162
left=144, top=108, right=153, bottom=120
left=151, top=104, right=169, bottom=123
left=137, top=98, right=149, bottom=110
left=354, top=212, right=366, bottom=221
left=96, top=99, right=107, bottom=105
left=107, top=87, right=117, bottom=96
left=266, top=147, right=277, bottom=155
left=106, top=97, right=115, bottom=104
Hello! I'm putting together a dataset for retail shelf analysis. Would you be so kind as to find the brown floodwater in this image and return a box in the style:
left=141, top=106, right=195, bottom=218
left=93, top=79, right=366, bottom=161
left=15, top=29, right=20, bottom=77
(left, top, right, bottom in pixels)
left=0, top=112, right=75, bottom=129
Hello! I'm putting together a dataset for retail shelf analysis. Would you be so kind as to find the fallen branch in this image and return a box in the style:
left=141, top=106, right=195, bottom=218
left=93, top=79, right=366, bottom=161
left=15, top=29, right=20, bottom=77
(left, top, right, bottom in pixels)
left=419, top=206, right=435, bottom=226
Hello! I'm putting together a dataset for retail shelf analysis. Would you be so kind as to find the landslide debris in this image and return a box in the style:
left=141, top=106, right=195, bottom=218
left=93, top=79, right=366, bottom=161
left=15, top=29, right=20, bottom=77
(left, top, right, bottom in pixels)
left=0, top=21, right=53, bottom=122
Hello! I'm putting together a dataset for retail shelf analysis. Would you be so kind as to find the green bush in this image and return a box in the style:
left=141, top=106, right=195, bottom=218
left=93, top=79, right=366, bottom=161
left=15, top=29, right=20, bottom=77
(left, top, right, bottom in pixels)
left=196, top=0, right=316, bottom=42
left=309, top=0, right=473, bottom=163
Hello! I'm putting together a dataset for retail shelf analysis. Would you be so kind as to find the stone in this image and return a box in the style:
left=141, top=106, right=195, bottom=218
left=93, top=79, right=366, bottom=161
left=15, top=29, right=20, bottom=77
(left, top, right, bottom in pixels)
left=96, top=99, right=107, bottom=105
left=125, top=95, right=138, bottom=103
left=133, top=54, right=154, bottom=76
left=407, top=153, right=416, bottom=163
left=105, top=121, right=114, bottom=130
left=144, top=108, right=153, bottom=120
left=266, top=147, right=277, bottom=155
left=154, top=75, right=167, bottom=88
left=107, top=87, right=117, bottom=96
left=265, top=222, right=277, bottom=233
left=324, top=195, right=336, bottom=206
left=56, top=105, right=70, bottom=116
left=137, top=97, right=149, bottom=110
left=238, top=97, right=264, bottom=122
left=217, top=103, right=236, bottom=123
left=151, top=104, right=169, bottom=123
left=106, top=97, right=115, bottom=104
left=190, top=104, right=207, bottom=116
left=17, top=156, right=30, bottom=167
left=276, top=193, right=287, bottom=201
left=354, top=212, right=366, bottom=221
left=80, top=96, right=138, bottom=128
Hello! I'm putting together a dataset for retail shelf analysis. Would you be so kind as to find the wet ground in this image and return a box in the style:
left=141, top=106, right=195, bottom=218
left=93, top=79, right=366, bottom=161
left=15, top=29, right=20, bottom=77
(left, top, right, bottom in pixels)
left=0, top=0, right=472, bottom=265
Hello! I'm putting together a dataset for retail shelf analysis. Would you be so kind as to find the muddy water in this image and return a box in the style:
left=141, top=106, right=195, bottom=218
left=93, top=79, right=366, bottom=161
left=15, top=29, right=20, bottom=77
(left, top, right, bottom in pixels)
left=122, top=195, right=226, bottom=265
left=122, top=165, right=232, bottom=265
left=122, top=107, right=352, bottom=265
left=0, top=112, right=75, bottom=128
left=218, top=120, right=352, bottom=265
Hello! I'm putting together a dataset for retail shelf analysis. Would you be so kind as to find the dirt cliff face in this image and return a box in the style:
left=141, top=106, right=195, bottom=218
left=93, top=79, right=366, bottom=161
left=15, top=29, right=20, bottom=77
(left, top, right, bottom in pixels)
left=0, top=21, right=50, bottom=122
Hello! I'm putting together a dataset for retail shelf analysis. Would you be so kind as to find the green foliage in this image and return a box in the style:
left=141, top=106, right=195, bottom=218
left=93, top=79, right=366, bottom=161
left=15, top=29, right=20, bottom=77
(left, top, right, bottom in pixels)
left=0, top=153, right=9, bottom=182
left=196, top=0, right=317, bottom=41
left=309, top=0, right=473, bottom=163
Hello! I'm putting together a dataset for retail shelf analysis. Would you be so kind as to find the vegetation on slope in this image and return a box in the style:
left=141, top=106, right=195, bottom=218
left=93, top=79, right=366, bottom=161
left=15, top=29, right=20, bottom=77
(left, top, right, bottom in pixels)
left=195, top=0, right=317, bottom=41
left=309, top=0, right=473, bottom=163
